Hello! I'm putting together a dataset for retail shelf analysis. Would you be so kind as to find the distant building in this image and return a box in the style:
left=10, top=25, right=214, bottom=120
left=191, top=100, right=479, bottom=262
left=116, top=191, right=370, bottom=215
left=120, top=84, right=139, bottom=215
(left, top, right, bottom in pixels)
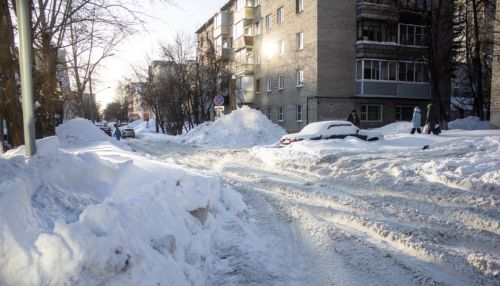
left=127, top=82, right=154, bottom=122
left=196, top=0, right=451, bottom=131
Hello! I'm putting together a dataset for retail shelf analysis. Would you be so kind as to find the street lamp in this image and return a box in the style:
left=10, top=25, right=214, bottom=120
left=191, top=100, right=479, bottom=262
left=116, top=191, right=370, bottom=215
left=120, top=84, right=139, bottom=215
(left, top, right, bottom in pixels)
left=17, top=0, right=36, bottom=157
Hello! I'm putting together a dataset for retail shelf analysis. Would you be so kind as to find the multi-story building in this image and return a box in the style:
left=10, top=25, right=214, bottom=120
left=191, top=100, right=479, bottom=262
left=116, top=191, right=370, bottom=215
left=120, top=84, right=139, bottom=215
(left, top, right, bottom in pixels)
left=198, top=0, right=446, bottom=131
left=127, top=82, right=154, bottom=122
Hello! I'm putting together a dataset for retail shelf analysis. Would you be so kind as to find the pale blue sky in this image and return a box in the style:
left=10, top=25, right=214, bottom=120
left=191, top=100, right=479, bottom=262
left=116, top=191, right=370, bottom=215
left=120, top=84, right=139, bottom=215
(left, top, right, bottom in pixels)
left=97, top=0, right=228, bottom=107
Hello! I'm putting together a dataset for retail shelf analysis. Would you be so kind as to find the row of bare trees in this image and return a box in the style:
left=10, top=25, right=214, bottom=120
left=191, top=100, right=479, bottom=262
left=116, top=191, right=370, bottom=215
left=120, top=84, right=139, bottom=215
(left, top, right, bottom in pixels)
left=1, top=0, right=167, bottom=150
left=134, top=33, right=232, bottom=135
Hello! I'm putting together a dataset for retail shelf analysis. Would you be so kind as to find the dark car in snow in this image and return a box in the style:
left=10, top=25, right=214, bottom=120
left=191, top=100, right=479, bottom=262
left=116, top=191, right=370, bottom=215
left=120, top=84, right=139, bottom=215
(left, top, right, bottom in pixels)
left=100, top=126, right=112, bottom=136
left=279, top=120, right=383, bottom=146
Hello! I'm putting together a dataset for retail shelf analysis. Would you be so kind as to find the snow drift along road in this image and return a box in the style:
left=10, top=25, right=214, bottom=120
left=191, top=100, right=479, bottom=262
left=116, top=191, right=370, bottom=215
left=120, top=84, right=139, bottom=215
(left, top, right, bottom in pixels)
left=0, top=120, right=247, bottom=286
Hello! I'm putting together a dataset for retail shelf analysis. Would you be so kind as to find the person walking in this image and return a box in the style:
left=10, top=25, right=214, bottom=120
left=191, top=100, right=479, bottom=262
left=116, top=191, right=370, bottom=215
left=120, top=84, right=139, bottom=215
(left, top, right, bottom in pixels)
left=113, top=126, right=122, bottom=141
left=425, top=103, right=439, bottom=135
left=347, top=110, right=360, bottom=127
left=410, top=106, right=422, bottom=134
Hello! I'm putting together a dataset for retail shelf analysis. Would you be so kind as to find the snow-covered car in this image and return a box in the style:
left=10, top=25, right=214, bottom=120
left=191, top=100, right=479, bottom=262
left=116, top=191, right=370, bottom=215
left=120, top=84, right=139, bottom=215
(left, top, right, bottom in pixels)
left=279, top=120, right=383, bottom=145
left=121, top=128, right=135, bottom=138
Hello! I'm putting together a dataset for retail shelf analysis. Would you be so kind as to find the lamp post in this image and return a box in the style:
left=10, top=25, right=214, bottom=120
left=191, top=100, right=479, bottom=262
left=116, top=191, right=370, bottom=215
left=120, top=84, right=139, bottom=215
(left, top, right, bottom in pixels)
left=17, top=0, right=36, bottom=157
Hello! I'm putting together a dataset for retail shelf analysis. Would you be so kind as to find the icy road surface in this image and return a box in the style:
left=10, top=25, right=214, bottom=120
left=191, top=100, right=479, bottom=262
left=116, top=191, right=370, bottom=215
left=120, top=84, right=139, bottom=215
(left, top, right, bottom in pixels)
left=128, top=136, right=499, bottom=286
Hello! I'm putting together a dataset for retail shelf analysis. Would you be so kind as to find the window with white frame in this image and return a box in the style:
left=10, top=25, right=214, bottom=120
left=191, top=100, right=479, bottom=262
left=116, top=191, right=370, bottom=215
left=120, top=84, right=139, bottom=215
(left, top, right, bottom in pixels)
left=254, top=0, right=260, bottom=6
left=399, top=24, right=427, bottom=47
left=296, top=105, right=303, bottom=121
left=233, top=21, right=244, bottom=38
left=296, top=69, right=304, bottom=86
left=266, top=14, right=272, bottom=30
left=267, top=77, right=272, bottom=91
left=360, top=105, right=383, bottom=122
left=277, top=7, right=284, bottom=23
left=236, top=0, right=245, bottom=10
left=279, top=40, right=285, bottom=55
left=296, top=0, right=304, bottom=13
left=255, top=51, right=261, bottom=64
left=256, top=78, right=261, bottom=93
left=357, top=59, right=427, bottom=82
left=296, top=32, right=304, bottom=50
left=278, top=75, right=284, bottom=90
left=278, top=106, right=284, bottom=122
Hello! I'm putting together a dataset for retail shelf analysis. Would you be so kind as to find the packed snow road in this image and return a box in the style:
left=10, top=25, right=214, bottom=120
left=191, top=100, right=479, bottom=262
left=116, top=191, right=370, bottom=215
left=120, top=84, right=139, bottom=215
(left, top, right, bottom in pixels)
left=128, top=135, right=499, bottom=286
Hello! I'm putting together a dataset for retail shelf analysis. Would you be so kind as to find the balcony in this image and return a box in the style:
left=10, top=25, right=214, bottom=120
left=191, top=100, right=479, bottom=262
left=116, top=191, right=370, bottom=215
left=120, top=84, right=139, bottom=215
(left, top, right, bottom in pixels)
left=235, top=7, right=254, bottom=22
left=356, top=80, right=430, bottom=99
left=218, top=48, right=232, bottom=60
left=357, top=0, right=399, bottom=21
left=234, top=63, right=254, bottom=76
left=214, top=25, right=230, bottom=38
left=356, top=41, right=425, bottom=60
left=233, top=35, right=254, bottom=51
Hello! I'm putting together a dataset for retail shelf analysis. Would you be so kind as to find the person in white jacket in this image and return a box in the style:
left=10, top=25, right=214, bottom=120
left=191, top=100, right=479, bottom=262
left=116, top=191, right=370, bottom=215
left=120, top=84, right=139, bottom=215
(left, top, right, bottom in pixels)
left=410, top=106, right=422, bottom=134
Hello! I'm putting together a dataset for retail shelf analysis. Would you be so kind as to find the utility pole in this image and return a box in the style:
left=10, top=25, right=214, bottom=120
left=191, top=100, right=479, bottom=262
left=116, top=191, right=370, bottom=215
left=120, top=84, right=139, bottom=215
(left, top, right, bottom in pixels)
left=17, top=0, right=36, bottom=157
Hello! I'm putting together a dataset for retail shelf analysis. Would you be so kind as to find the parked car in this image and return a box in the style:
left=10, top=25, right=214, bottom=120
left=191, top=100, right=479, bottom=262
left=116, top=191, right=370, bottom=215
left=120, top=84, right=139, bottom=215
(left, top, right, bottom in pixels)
left=121, top=128, right=135, bottom=138
left=279, top=120, right=383, bottom=146
left=100, top=126, right=112, bottom=136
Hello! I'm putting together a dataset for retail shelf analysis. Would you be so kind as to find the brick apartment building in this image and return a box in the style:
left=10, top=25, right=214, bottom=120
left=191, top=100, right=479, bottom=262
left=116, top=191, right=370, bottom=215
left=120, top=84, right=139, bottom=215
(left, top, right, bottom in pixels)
left=197, top=0, right=447, bottom=131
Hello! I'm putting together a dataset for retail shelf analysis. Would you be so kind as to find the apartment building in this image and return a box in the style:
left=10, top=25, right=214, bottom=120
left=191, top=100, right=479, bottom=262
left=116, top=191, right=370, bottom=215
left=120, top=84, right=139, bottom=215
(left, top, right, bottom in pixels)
left=197, top=0, right=444, bottom=131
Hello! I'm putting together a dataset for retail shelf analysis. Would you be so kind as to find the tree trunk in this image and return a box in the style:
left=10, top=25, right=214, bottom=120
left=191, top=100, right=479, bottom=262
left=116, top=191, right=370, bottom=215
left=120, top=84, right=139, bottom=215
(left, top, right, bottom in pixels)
left=0, top=0, right=24, bottom=146
left=471, top=0, right=485, bottom=120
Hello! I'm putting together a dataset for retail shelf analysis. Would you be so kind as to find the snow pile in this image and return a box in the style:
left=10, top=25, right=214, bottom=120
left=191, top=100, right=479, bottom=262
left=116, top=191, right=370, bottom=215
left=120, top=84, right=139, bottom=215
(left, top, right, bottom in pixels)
left=0, top=127, right=246, bottom=285
left=181, top=106, right=286, bottom=148
left=370, top=121, right=413, bottom=135
left=449, top=116, right=491, bottom=130
left=127, top=119, right=158, bottom=135
left=56, top=118, right=116, bottom=148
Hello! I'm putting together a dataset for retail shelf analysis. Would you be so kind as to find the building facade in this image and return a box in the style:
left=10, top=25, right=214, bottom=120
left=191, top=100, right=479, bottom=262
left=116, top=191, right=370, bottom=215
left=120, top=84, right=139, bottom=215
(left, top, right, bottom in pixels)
left=127, top=82, right=154, bottom=122
left=198, top=0, right=441, bottom=131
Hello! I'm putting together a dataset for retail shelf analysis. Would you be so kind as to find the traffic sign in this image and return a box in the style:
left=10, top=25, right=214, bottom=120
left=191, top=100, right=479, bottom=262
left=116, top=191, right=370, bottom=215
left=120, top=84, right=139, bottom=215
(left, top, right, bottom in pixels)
left=214, top=95, right=225, bottom=106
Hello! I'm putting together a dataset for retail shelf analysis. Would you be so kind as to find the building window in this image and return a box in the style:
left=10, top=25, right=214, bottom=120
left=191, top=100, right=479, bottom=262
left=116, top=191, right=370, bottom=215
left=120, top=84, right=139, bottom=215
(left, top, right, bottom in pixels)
left=395, top=106, right=414, bottom=121
left=255, top=21, right=261, bottom=35
left=296, top=0, right=304, bottom=13
left=296, top=105, right=303, bottom=122
left=256, top=78, right=261, bottom=93
left=278, top=107, right=284, bottom=122
left=361, top=105, right=383, bottom=122
left=278, top=75, right=284, bottom=90
left=296, top=32, right=304, bottom=50
left=279, top=40, right=285, bottom=55
left=267, top=77, right=272, bottom=91
left=399, top=24, right=427, bottom=47
left=233, top=21, right=244, bottom=38
left=255, top=51, right=261, bottom=64
left=277, top=7, right=285, bottom=23
left=381, top=61, right=397, bottom=81
left=296, top=69, right=304, bottom=86
left=356, top=60, right=362, bottom=80
left=266, top=14, right=272, bottom=30
left=363, top=60, right=381, bottom=80
left=254, top=0, right=260, bottom=7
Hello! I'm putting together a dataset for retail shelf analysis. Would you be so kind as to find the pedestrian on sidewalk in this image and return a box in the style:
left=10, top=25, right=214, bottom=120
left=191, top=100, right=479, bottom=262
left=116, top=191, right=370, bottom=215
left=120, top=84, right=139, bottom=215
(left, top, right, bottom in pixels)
left=425, top=103, right=440, bottom=135
left=410, top=106, right=422, bottom=134
left=347, top=110, right=360, bottom=127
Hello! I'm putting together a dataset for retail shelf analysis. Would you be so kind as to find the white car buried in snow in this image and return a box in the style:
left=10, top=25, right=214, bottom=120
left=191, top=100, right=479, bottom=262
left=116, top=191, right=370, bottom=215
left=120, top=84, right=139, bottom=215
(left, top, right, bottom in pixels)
left=279, top=120, right=383, bottom=146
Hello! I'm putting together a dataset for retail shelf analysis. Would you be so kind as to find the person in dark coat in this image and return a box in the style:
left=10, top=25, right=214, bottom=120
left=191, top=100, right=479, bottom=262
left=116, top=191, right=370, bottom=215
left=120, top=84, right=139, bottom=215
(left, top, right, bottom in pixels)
left=410, top=106, right=422, bottom=134
left=347, top=110, right=360, bottom=127
left=425, top=103, right=439, bottom=135
left=113, top=127, right=121, bottom=141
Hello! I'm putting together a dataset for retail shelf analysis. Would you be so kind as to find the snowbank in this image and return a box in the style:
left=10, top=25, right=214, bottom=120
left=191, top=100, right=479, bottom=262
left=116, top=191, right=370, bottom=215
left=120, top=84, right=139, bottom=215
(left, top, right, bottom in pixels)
left=0, top=122, right=246, bottom=285
left=127, top=119, right=158, bottom=135
left=449, top=116, right=491, bottom=130
left=181, top=106, right=286, bottom=148
left=370, top=121, right=413, bottom=135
